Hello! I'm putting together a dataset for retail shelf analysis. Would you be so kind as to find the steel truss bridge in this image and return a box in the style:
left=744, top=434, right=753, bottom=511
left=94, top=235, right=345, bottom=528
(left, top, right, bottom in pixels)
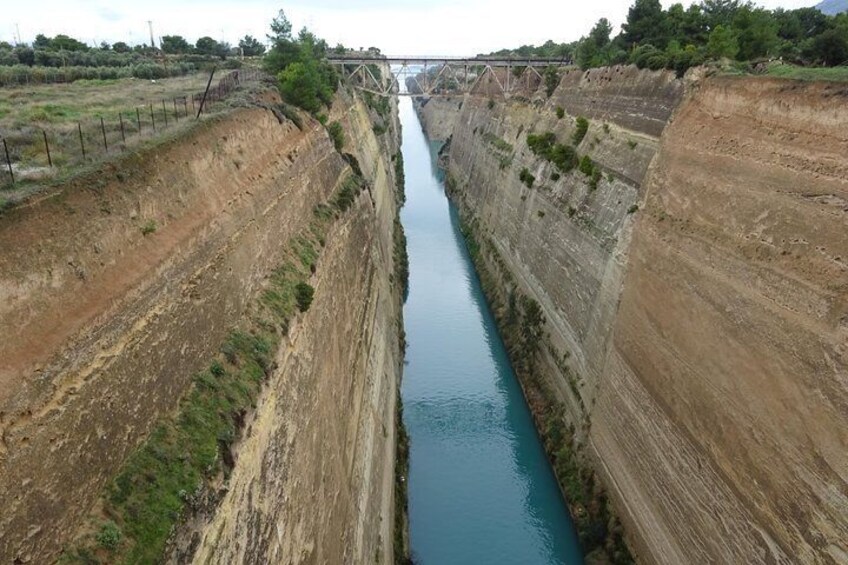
left=326, top=56, right=573, bottom=98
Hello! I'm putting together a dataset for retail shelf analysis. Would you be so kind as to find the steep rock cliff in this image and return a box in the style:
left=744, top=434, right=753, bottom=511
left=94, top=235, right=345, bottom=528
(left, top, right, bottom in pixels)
left=420, top=66, right=848, bottom=563
left=0, top=85, right=404, bottom=564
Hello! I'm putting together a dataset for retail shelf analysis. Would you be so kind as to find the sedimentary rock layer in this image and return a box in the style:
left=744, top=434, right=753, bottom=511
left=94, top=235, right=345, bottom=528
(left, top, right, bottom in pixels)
left=0, top=89, right=403, bottom=563
left=422, top=66, right=848, bottom=563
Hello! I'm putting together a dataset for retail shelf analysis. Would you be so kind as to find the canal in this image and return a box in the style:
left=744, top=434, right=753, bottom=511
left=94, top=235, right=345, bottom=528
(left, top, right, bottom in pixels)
left=398, top=96, right=583, bottom=564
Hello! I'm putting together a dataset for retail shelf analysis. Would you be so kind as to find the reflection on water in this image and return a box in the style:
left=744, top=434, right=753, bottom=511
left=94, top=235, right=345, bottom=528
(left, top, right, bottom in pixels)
left=399, top=97, right=583, bottom=565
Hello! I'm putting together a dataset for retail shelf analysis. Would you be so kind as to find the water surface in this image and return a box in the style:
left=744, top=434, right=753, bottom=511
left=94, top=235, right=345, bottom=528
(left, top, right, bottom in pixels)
left=399, top=97, right=583, bottom=564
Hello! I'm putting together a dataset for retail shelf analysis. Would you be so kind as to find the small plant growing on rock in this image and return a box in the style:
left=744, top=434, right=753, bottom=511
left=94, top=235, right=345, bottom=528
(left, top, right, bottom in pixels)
left=487, top=99, right=495, bottom=110
left=628, top=139, right=637, bottom=150
left=96, top=521, right=122, bottom=551
left=327, top=121, right=344, bottom=152
left=579, top=155, right=594, bottom=177
left=555, top=106, right=565, bottom=119
left=537, top=210, right=545, bottom=218
left=141, top=220, right=157, bottom=236
left=295, top=282, right=314, bottom=312
left=519, top=167, right=535, bottom=188
left=572, top=116, right=589, bottom=145
left=567, top=206, right=577, bottom=217
left=627, top=204, right=639, bottom=214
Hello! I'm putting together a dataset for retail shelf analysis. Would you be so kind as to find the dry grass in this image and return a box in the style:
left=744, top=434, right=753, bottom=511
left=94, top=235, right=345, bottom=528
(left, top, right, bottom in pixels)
left=0, top=71, right=263, bottom=197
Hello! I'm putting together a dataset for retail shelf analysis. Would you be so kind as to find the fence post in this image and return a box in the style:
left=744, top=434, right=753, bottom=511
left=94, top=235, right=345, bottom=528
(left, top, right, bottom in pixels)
left=173, top=98, right=179, bottom=122
left=183, top=97, right=188, bottom=118
left=119, top=113, right=126, bottom=143
left=3, top=138, right=13, bottom=185
left=196, top=67, right=217, bottom=119
left=42, top=130, right=52, bottom=167
left=136, top=107, right=142, bottom=134
left=100, top=117, right=108, bottom=152
left=78, top=122, right=86, bottom=160
left=162, top=99, right=168, bottom=127
left=150, top=103, right=156, bottom=132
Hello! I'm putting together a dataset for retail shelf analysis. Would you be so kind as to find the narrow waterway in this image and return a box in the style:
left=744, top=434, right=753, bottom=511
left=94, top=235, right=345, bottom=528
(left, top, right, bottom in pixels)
left=398, top=96, right=583, bottom=565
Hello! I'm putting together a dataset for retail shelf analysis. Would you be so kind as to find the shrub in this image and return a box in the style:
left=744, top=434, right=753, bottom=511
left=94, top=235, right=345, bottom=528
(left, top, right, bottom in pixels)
left=589, top=168, right=602, bottom=191
left=555, top=106, right=565, bottom=119
left=487, top=99, right=495, bottom=110
left=333, top=174, right=364, bottom=212
left=141, top=220, right=157, bottom=235
left=544, top=66, right=559, bottom=97
left=519, top=167, right=535, bottom=188
left=550, top=143, right=578, bottom=173
left=567, top=206, right=577, bottom=217
left=95, top=521, right=122, bottom=551
left=579, top=155, right=594, bottom=176
left=295, top=282, right=314, bottom=312
left=627, top=139, right=637, bottom=150
left=572, top=116, right=589, bottom=145
left=537, top=210, right=545, bottom=218
left=327, top=121, right=344, bottom=152
left=527, top=132, right=556, bottom=158
left=627, top=204, right=639, bottom=214
left=550, top=171, right=561, bottom=181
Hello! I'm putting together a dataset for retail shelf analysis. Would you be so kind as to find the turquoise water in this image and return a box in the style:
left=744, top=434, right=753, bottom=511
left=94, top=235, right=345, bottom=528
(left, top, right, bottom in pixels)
left=399, top=96, right=583, bottom=565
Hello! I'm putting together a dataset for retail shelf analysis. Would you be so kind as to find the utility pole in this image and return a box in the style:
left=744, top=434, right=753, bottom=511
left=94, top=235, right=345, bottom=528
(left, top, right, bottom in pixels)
left=147, top=20, right=155, bottom=49
left=15, top=23, right=21, bottom=45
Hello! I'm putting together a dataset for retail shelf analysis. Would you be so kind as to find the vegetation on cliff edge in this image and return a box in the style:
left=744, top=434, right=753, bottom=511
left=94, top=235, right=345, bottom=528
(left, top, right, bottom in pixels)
left=488, top=0, right=848, bottom=77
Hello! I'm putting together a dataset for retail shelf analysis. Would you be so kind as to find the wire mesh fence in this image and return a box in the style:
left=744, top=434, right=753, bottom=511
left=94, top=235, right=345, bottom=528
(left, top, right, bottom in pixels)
left=0, top=67, right=263, bottom=189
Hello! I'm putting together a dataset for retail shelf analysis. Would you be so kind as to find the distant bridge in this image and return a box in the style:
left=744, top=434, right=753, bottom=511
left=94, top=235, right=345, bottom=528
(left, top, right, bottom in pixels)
left=326, top=56, right=574, bottom=98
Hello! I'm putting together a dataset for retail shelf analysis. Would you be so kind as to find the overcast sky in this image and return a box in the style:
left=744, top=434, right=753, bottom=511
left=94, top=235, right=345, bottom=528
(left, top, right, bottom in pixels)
left=2, top=0, right=819, bottom=55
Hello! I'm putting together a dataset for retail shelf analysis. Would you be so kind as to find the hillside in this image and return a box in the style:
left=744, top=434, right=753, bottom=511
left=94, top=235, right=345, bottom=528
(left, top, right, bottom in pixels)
left=816, top=0, right=848, bottom=15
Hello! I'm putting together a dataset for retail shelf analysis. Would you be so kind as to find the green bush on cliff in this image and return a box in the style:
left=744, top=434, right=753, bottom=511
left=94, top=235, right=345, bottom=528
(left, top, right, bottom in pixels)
left=519, top=167, right=535, bottom=188
left=295, top=282, right=315, bottom=312
left=572, top=116, right=589, bottom=146
left=328, top=121, right=345, bottom=152
left=579, top=155, right=595, bottom=176
left=265, top=10, right=338, bottom=114
left=527, top=132, right=557, bottom=158
left=95, top=521, right=122, bottom=551
left=550, top=143, right=579, bottom=173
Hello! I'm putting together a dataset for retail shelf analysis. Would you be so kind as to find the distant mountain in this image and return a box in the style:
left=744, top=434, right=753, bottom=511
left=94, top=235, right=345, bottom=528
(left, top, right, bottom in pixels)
left=815, top=0, right=848, bottom=15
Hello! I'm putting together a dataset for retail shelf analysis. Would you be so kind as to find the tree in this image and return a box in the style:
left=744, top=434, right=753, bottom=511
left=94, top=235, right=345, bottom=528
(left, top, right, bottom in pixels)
left=576, top=18, right=614, bottom=68
left=279, top=60, right=328, bottom=113
left=238, top=35, right=266, bottom=56
left=112, top=41, right=131, bottom=53
left=33, top=34, right=51, bottom=49
left=809, top=28, right=848, bottom=65
left=732, top=6, right=779, bottom=60
left=667, top=3, right=708, bottom=45
left=99, top=41, right=111, bottom=51
left=161, top=35, right=191, bottom=54
left=706, top=24, right=739, bottom=58
left=195, top=36, right=220, bottom=56
left=269, top=9, right=293, bottom=42
left=51, top=34, right=89, bottom=51
left=701, top=0, right=744, bottom=30
left=623, top=0, right=670, bottom=48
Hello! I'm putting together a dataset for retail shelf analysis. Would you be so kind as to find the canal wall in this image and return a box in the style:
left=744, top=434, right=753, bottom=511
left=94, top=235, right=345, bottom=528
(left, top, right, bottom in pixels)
left=418, top=66, right=848, bottom=564
left=0, top=82, right=406, bottom=563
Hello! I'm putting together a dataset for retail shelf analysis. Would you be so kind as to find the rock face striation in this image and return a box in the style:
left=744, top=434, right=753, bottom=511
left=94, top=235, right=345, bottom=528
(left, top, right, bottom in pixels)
left=0, top=85, right=405, bottom=563
left=418, top=66, right=848, bottom=563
